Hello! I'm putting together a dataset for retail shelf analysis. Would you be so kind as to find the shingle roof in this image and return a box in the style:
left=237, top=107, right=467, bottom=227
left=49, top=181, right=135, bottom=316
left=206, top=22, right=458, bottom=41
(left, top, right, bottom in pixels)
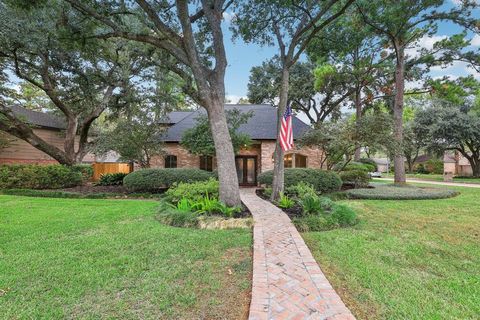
left=163, top=104, right=311, bottom=142
left=159, top=111, right=192, bottom=124
left=8, top=105, right=66, bottom=129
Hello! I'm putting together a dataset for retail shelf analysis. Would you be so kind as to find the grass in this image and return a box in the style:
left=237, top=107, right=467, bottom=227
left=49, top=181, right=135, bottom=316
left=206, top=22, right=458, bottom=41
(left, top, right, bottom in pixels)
left=0, top=196, right=252, bottom=319
left=346, top=184, right=458, bottom=200
left=303, top=185, right=480, bottom=319
left=381, top=173, right=480, bottom=184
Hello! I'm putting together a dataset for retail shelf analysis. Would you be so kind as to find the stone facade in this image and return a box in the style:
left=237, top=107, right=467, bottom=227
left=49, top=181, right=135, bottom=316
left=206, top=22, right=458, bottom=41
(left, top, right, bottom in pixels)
left=150, top=141, right=325, bottom=174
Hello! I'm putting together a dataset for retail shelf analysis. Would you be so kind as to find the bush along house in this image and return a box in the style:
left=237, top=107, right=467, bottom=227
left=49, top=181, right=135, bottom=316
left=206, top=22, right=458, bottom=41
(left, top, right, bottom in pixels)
left=154, top=104, right=326, bottom=186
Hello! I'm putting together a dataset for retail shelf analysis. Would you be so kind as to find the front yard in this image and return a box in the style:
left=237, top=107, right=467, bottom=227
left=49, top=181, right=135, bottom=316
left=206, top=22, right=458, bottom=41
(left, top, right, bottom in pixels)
left=0, top=196, right=251, bottom=319
left=304, top=185, right=480, bottom=319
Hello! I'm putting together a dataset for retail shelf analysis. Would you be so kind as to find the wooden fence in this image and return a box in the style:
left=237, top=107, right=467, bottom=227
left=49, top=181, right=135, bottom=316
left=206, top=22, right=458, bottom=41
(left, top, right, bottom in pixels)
left=92, top=162, right=134, bottom=181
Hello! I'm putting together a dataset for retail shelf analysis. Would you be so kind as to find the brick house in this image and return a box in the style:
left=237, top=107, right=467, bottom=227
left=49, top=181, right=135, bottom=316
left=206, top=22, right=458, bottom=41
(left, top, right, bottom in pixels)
left=0, top=106, right=94, bottom=164
left=444, top=151, right=473, bottom=176
left=153, top=104, right=325, bottom=186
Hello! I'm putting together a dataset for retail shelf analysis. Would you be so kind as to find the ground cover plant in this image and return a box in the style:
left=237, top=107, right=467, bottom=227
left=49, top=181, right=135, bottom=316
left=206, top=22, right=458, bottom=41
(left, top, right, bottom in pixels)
left=303, top=185, right=480, bottom=319
left=258, top=182, right=358, bottom=232
left=347, top=184, right=458, bottom=200
left=0, top=195, right=252, bottom=319
left=0, top=188, right=159, bottom=199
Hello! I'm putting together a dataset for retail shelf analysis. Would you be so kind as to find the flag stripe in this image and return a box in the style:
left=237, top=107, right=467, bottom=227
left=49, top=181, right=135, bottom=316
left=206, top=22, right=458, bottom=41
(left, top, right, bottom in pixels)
left=279, top=107, right=294, bottom=152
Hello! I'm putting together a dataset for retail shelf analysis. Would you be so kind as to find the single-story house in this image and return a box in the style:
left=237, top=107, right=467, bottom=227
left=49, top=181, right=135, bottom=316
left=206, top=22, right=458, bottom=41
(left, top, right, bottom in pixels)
left=153, top=104, right=325, bottom=185
left=444, top=151, right=473, bottom=176
left=0, top=106, right=94, bottom=165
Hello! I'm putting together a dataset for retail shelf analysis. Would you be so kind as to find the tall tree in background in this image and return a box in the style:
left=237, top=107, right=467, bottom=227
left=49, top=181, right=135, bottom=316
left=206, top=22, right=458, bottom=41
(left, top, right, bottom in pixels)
left=66, top=0, right=242, bottom=206
left=307, top=11, right=391, bottom=160
left=247, top=59, right=347, bottom=124
left=0, top=2, right=147, bottom=165
left=234, top=0, right=355, bottom=200
left=357, top=0, right=479, bottom=184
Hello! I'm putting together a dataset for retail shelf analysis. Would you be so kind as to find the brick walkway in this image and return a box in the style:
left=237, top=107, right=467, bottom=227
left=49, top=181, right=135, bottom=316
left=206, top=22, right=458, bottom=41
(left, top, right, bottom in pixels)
left=240, top=188, right=355, bottom=320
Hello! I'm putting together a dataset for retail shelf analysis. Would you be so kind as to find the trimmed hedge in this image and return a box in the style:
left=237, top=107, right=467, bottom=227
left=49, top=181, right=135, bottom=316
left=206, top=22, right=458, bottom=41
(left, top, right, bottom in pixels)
left=347, top=185, right=459, bottom=200
left=0, top=164, right=83, bottom=189
left=334, top=161, right=375, bottom=172
left=71, top=164, right=94, bottom=180
left=97, top=173, right=128, bottom=186
left=359, top=158, right=378, bottom=171
left=124, top=168, right=215, bottom=192
left=0, top=188, right=160, bottom=199
left=339, top=170, right=370, bottom=188
left=258, top=168, right=342, bottom=194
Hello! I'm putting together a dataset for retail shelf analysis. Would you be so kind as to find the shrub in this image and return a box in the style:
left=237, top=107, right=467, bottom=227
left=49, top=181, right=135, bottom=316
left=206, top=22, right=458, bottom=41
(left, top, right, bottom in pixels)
left=97, top=173, right=128, bottom=186
left=0, top=164, right=83, bottom=189
left=319, top=197, right=335, bottom=212
left=424, top=159, right=443, bottom=174
left=258, top=168, right=342, bottom=194
left=333, top=161, right=374, bottom=172
left=277, top=193, right=295, bottom=209
left=164, top=178, right=219, bottom=203
left=71, top=164, right=94, bottom=180
left=123, top=168, right=215, bottom=192
left=299, top=194, right=322, bottom=215
left=346, top=185, right=459, bottom=200
left=359, top=158, right=378, bottom=171
left=339, top=170, right=370, bottom=188
left=157, top=203, right=200, bottom=228
left=292, top=202, right=358, bottom=232
left=285, top=182, right=317, bottom=198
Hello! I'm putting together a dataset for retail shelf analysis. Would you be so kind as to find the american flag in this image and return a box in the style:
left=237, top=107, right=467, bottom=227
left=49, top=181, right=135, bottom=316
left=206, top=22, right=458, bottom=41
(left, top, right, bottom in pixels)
left=279, top=106, right=294, bottom=152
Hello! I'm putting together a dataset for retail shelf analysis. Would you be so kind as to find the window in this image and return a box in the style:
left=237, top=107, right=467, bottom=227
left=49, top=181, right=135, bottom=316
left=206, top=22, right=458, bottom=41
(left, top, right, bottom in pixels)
left=281, top=153, right=307, bottom=168
left=200, top=155, right=213, bottom=171
left=164, top=155, right=177, bottom=168
left=284, top=154, right=293, bottom=168
left=295, top=154, right=307, bottom=168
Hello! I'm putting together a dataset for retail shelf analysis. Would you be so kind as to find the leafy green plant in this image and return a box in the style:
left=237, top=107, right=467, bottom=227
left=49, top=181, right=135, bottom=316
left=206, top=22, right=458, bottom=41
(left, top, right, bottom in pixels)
left=319, top=197, right=335, bottom=212
left=164, top=178, right=219, bottom=203
left=169, top=198, right=194, bottom=213
left=277, top=193, right=295, bottom=209
left=215, top=202, right=242, bottom=218
left=299, top=194, right=322, bottom=215
left=97, top=173, right=128, bottom=186
left=285, top=182, right=317, bottom=198
left=192, top=193, right=222, bottom=214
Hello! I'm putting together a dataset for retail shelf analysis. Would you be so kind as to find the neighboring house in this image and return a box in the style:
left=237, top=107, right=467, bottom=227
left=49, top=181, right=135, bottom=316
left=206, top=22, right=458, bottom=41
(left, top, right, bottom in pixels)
left=373, top=158, right=390, bottom=173
left=444, top=151, right=473, bottom=176
left=0, top=106, right=94, bottom=164
left=154, top=104, right=325, bottom=186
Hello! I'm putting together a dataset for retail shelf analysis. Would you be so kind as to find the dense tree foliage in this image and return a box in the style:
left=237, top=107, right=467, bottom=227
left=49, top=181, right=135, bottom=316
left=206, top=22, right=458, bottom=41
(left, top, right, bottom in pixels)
left=0, top=2, right=150, bottom=165
left=181, top=109, right=253, bottom=157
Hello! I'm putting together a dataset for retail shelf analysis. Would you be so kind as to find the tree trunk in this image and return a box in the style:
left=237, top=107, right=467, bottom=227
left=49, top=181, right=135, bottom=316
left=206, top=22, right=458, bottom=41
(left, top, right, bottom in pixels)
left=354, top=86, right=362, bottom=161
left=64, top=117, right=79, bottom=165
left=208, top=99, right=241, bottom=206
left=468, top=157, right=480, bottom=177
left=271, top=66, right=290, bottom=201
left=393, top=43, right=406, bottom=184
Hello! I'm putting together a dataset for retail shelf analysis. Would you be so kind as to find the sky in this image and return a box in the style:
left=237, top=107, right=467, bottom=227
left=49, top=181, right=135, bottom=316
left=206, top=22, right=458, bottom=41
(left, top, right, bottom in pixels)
left=221, top=0, right=480, bottom=104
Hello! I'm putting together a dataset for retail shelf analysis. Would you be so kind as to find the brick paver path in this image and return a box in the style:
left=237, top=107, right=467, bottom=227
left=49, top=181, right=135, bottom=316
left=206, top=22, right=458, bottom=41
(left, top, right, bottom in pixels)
left=240, top=188, right=355, bottom=320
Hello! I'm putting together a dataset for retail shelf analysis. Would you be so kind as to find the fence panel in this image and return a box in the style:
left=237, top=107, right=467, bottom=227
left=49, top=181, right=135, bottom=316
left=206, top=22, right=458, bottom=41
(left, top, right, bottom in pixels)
left=92, top=162, right=133, bottom=181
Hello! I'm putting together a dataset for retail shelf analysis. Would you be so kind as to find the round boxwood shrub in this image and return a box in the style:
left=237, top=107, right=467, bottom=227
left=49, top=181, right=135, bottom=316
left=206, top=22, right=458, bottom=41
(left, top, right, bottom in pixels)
left=0, top=164, right=83, bottom=189
left=346, top=185, right=458, bottom=200
left=123, top=168, right=215, bottom=192
left=359, top=158, right=378, bottom=171
left=258, top=168, right=342, bottom=194
left=339, top=170, right=370, bottom=188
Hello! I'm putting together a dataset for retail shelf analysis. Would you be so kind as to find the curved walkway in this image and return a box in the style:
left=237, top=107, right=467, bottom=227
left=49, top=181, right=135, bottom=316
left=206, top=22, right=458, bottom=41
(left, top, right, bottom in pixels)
left=240, top=188, right=355, bottom=320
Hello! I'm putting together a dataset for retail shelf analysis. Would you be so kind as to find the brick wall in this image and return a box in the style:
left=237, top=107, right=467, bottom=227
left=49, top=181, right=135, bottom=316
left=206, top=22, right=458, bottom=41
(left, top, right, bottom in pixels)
left=150, top=141, right=325, bottom=173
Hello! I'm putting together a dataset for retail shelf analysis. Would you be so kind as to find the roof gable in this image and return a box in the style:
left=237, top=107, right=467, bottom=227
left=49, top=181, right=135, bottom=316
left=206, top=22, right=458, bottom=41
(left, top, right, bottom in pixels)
left=163, top=104, right=311, bottom=142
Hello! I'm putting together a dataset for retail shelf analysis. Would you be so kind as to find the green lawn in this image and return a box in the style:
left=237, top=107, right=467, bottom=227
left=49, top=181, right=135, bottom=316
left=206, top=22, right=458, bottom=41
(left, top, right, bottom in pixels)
left=0, top=196, right=252, bottom=319
left=304, top=186, right=480, bottom=319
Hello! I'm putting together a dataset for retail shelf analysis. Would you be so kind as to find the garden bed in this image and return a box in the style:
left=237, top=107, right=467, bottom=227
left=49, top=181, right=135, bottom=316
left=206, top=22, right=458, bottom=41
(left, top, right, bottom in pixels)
left=346, top=184, right=459, bottom=200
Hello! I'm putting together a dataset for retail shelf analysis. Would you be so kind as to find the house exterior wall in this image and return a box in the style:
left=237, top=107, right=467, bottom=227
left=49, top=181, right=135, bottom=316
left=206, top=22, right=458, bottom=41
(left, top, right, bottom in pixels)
left=150, top=141, right=325, bottom=173
left=0, top=128, right=95, bottom=165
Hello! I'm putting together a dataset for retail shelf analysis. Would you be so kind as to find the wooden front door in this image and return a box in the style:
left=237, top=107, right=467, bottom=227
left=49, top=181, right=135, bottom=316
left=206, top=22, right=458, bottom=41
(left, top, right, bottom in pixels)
left=235, top=156, right=257, bottom=186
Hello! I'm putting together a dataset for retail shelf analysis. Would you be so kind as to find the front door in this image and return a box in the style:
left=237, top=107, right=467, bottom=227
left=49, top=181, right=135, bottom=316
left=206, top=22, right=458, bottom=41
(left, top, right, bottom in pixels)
left=235, top=156, right=257, bottom=186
